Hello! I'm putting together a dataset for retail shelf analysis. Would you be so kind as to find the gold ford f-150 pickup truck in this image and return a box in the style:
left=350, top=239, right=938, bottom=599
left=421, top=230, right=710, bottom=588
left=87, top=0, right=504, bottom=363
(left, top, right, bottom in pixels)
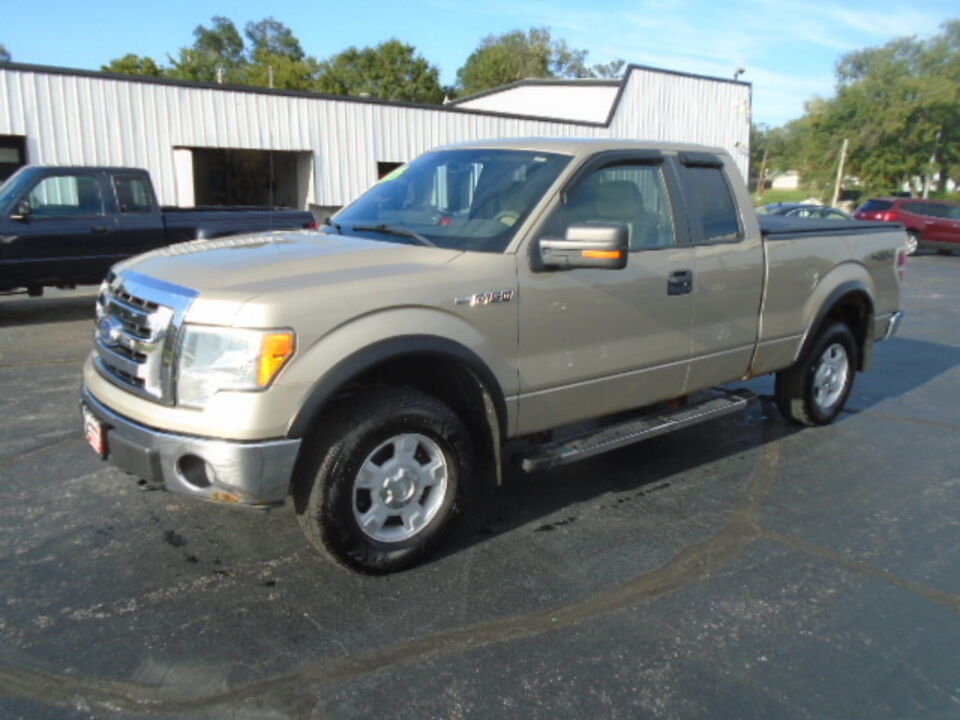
left=80, top=139, right=905, bottom=573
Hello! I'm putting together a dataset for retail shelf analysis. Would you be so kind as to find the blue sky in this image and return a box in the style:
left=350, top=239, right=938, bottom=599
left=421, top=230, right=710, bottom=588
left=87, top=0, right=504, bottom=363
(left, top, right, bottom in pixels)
left=2, top=0, right=956, bottom=127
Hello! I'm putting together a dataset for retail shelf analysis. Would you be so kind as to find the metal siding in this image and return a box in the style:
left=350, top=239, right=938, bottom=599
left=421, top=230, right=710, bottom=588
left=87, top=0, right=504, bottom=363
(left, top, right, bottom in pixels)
left=0, top=67, right=750, bottom=207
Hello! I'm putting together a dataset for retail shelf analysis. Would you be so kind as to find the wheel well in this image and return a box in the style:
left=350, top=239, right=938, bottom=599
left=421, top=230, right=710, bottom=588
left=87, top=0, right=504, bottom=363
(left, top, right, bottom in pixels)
left=822, top=291, right=872, bottom=370
left=320, top=354, right=503, bottom=485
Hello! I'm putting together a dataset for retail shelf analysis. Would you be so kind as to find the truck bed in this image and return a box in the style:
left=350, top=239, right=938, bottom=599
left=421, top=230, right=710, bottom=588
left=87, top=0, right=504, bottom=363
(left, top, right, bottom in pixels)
left=759, top=215, right=902, bottom=238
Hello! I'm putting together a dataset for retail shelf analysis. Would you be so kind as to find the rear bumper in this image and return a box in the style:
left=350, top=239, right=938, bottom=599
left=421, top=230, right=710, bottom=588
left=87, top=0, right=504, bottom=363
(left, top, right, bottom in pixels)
left=81, top=386, right=301, bottom=506
left=878, top=310, right=904, bottom=341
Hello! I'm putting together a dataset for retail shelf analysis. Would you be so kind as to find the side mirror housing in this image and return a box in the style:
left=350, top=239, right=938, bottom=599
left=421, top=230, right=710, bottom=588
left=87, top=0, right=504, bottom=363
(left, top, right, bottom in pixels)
left=10, top=200, right=31, bottom=221
left=538, top=222, right=628, bottom=270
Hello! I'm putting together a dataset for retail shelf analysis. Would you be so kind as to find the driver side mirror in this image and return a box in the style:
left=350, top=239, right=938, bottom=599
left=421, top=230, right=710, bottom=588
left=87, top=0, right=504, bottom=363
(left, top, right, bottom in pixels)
left=538, top=222, right=629, bottom=270
left=10, top=200, right=31, bottom=221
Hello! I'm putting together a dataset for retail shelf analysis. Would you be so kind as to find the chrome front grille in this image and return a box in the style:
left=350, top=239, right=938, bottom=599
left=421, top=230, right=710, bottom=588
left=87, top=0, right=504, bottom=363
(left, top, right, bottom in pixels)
left=93, top=270, right=197, bottom=404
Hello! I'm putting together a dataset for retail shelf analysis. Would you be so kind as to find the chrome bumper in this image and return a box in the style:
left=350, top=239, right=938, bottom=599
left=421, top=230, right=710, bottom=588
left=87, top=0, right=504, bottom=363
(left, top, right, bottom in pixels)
left=81, top=387, right=301, bottom=507
left=882, top=310, right=904, bottom=341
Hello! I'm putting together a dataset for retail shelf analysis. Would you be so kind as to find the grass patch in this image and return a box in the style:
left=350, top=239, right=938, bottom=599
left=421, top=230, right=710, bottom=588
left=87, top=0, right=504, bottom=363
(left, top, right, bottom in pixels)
left=753, top=188, right=822, bottom=206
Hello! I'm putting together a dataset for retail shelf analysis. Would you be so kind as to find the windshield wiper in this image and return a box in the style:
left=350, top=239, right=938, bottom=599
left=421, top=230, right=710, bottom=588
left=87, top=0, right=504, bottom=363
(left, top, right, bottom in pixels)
left=324, top=217, right=342, bottom=234
left=351, top=223, right=436, bottom=247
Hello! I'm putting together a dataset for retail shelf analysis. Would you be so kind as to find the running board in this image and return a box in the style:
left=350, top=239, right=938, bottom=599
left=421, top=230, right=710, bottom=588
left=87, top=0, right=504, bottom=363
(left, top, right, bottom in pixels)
left=520, top=389, right=757, bottom=473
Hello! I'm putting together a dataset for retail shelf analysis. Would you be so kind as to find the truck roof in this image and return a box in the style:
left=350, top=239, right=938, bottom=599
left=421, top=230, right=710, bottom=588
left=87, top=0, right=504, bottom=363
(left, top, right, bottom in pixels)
left=16, top=165, right=148, bottom=174
left=437, top=137, right=727, bottom=156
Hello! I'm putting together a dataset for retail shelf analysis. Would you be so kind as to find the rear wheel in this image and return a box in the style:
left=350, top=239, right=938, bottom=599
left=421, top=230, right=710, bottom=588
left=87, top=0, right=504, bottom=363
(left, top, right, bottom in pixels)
left=295, top=387, right=474, bottom=574
left=775, top=322, right=857, bottom=426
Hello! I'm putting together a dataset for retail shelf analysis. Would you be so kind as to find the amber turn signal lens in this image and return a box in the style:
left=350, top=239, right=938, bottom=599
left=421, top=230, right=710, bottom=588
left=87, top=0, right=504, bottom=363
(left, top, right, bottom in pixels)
left=258, top=331, right=295, bottom=387
left=581, top=249, right=622, bottom=259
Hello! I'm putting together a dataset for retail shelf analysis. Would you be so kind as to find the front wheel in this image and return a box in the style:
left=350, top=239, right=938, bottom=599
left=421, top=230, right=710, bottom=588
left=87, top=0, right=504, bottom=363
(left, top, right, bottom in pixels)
left=775, top=323, right=857, bottom=426
left=295, top=387, right=474, bottom=574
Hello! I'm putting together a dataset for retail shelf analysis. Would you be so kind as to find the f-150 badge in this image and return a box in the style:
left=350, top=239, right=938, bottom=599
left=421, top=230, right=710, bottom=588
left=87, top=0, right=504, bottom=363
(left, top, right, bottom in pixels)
left=454, top=290, right=515, bottom=307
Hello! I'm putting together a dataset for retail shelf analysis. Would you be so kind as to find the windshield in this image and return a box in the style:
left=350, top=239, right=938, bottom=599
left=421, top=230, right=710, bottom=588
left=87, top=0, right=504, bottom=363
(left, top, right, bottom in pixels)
left=0, top=166, right=36, bottom=214
left=332, top=149, right=571, bottom=253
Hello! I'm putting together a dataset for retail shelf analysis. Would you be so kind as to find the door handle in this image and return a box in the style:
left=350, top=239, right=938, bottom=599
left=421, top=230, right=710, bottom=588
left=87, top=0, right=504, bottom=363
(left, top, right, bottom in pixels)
left=668, top=269, right=693, bottom=295
left=91, top=226, right=109, bottom=234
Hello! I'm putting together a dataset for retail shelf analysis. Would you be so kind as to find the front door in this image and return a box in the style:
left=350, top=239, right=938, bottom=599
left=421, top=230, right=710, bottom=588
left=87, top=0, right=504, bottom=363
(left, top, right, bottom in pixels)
left=516, top=154, right=696, bottom=435
left=5, top=171, right=118, bottom=286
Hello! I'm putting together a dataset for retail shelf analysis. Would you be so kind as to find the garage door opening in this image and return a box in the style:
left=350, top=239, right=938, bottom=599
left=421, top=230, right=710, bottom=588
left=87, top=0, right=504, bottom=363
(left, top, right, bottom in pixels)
left=187, top=148, right=313, bottom=209
left=0, top=135, right=27, bottom=183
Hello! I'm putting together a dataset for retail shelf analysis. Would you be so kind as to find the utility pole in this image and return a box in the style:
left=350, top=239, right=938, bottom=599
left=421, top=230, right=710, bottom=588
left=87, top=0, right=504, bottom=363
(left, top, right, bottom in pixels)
left=923, top=128, right=942, bottom=199
left=831, top=138, right=848, bottom=208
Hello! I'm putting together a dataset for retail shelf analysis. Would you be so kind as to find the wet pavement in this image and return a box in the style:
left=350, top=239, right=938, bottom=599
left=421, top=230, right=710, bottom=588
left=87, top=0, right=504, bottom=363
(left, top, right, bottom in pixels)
left=0, top=254, right=958, bottom=719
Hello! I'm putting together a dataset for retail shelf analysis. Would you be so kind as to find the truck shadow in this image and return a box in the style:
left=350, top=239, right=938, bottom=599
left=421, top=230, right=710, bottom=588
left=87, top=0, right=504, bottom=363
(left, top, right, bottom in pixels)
left=440, top=336, right=960, bottom=558
left=0, top=291, right=98, bottom=326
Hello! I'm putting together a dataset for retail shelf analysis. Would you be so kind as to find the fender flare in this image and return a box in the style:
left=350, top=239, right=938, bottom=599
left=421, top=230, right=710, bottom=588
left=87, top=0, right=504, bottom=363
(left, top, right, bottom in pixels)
left=286, top=334, right=507, bottom=441
left=799, top=280, right=874, bottom=369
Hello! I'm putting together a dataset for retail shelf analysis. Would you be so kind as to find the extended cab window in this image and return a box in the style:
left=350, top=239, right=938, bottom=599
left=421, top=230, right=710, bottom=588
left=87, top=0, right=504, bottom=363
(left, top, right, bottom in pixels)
left=678, top=165, right=741, bottom=243
left=114, top=175, right=153, bottom=213
left=545, top=163, right=677, bottom=250
left=27, top=174, right=104, bottom=218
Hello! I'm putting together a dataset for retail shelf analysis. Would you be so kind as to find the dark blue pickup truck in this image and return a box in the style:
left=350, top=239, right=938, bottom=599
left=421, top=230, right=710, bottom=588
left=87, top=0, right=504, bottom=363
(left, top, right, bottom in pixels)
left=0, top=165, right=316, bottom=295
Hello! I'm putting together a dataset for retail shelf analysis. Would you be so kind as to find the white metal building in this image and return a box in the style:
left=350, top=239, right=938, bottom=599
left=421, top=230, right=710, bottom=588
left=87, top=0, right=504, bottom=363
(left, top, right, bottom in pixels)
left=0, top=62, right=751, bottom=214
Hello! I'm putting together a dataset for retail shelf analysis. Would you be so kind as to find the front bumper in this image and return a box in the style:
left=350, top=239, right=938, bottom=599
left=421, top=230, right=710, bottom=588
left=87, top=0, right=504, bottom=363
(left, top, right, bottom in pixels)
left=81, top=387, right=301, bottom=506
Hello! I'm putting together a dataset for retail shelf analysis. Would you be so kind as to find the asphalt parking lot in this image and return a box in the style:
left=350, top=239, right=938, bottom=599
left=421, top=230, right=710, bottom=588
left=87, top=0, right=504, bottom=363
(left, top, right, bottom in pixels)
left=0, top=255, right=958, bottom=720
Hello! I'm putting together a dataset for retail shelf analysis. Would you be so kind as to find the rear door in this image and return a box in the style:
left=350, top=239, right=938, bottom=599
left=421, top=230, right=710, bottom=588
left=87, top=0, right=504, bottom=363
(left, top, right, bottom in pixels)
left=516, top=151, right=696, bottom=435
left=111, top=172, right=164, bottom=258
left=674, top=152, right=764, bottom=391
left=5, top=171, right=118, bottom=285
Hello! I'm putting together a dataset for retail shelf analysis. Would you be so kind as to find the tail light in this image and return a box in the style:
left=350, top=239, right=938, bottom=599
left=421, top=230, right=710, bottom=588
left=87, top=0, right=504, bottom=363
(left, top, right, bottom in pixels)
left=306, top=220, right=318, bottom=229
left=878, top=212, right=897, bottom=222
left=897, top=248, right=907, bottom=281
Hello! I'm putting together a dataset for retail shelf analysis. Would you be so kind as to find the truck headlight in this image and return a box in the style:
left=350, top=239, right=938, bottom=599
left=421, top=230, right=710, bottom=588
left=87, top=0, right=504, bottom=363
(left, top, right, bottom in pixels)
left=177, top=326, right=295, bottom=408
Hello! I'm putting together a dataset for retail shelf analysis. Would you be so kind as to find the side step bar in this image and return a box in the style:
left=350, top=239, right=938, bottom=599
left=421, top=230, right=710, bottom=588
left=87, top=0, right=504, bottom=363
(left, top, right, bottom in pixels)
left=520, top=389, right=757, bottom=473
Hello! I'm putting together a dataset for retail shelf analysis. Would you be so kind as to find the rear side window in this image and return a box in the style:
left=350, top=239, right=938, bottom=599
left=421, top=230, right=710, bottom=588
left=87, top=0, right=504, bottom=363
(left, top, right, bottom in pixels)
left=902, top=202, right=952, bottom=218
left=677, top=166, right=741, bottom=243
left=858, top=199, right=893, bottom=212
left=113, top=175, right=153, bottom=213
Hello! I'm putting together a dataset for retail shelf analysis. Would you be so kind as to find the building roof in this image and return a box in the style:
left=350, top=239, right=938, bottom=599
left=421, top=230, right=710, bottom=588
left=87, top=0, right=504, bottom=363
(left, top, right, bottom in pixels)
left=0, top=60, right=750, bottom=130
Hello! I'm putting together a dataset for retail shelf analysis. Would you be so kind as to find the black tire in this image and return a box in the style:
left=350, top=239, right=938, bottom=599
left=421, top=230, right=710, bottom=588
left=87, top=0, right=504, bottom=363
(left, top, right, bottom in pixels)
left=294, top=387, right=474, bottom=574
left=775, top=322, right=857, bottom=426
left=936, top=249, right=953, bottom=256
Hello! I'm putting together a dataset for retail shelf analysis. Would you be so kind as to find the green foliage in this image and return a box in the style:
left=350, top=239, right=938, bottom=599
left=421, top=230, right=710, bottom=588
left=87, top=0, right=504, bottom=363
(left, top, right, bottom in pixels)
left=0, top=44, right=10, bottom=63
left=101, top=17, right=445, bottom=101
left=102, top=54, right=164, bottom=77
left=775, top=21, right=960, bottom=198
left=167, top=16, right=247, bottom=84
left=315, top=40, right=444, bottom=103
left=244, top=18, right=318, bottom=90
left=456, top=27, right=625, bottom=95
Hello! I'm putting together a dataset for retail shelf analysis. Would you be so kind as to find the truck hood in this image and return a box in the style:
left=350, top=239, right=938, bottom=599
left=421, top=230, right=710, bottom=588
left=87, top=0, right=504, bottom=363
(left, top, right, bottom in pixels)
left=116, top=230, right=463, bottom=296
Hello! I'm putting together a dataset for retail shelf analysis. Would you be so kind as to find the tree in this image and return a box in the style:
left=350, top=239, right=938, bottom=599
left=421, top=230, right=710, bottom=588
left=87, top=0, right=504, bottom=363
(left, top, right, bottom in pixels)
left=167, top=16, right=247, bottom=84
left=244, top=18, right=319, bottom=90
left=591, top=59, right=627, bottom=79
left=102, top=54, right=164, bottom=77
left=774, top=22, right=960, bottom=198
left=0, top=44, right=10, bottom=63
left=456, top=27, right=623, bottom=95
left=315, top=40, right=444, bottom=103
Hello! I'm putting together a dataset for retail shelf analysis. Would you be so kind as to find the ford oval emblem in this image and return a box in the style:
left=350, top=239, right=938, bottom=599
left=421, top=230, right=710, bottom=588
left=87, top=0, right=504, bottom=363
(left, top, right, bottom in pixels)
left=97, top=316, right=125, bottom=347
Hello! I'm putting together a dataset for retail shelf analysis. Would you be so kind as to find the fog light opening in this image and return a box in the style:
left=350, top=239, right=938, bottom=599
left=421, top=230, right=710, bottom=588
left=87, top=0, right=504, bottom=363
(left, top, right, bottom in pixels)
left=177, top=454, right=215, bottom=489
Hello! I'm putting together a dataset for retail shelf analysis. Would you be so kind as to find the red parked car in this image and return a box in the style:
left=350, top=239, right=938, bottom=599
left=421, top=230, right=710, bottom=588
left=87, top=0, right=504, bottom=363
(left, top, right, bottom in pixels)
left=854, top=197, right=960, bottom=255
